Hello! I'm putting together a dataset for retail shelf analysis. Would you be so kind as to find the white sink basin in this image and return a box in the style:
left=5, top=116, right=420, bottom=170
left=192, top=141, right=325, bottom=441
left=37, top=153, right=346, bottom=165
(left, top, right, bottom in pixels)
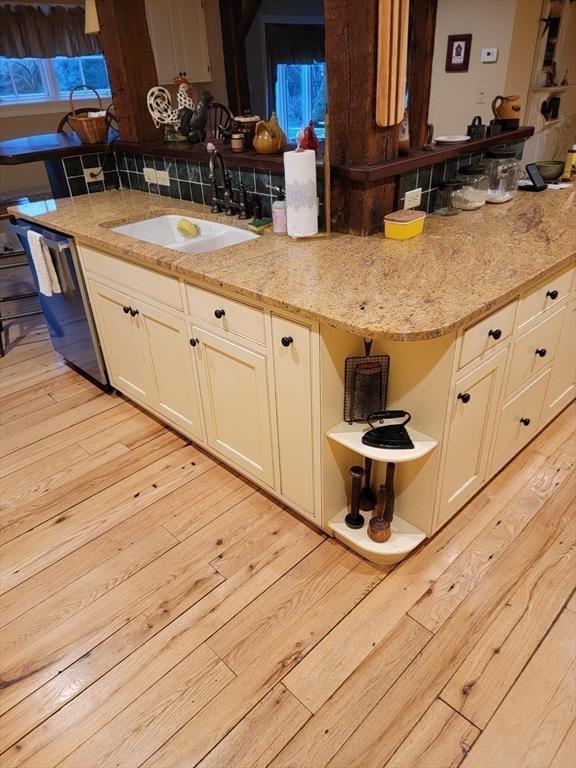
left=112, top=215, right=258, bottom=255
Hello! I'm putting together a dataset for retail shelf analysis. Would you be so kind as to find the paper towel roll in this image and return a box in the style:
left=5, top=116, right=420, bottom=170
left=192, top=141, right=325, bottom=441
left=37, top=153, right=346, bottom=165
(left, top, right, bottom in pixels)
left=284, top=150, right=318, bottom=238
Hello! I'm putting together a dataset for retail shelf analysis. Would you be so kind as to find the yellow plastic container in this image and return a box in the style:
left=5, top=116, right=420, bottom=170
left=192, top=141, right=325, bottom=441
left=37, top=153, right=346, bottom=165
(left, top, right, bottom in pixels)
left=384, top=210, right=426, bottom=240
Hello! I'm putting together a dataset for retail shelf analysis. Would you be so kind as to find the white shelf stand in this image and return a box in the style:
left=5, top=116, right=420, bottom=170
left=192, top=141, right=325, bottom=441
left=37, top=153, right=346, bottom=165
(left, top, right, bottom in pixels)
left=326, top=421, right=438, bottom=564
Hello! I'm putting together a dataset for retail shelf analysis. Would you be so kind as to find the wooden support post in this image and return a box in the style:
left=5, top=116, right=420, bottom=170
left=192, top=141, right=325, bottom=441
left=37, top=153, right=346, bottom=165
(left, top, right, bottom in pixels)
left=95, top=0, right=160, bottom=142
left=324, top=0, right=400, bottom=235
left=407, top=0, right=438, bottom=147
left=219, top=0, right=262, bottom=115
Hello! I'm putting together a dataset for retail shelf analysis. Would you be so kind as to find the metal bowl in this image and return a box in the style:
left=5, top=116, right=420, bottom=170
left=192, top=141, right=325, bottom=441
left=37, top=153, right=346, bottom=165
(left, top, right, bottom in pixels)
left=535, top=161, right=565, bottom=182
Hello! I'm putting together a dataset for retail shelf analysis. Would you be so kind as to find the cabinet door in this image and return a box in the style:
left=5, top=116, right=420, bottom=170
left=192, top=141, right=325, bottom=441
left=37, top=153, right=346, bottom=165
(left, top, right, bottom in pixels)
left=438, top=348, right=507, bottom=525
left=272, top=315, right=316, bottom=520
left=88, top=282, right=152, bottom=403
left=145, top=0, right=211, bottom=84
left=193, top=326, right=274, bottom=486
left=139, top=300, right=204, bottom=442
left=171, top=0, right=211, bottom=82
left=491, top=368, right=551, bottom=474
left=543, top=300, right=576, bottom=423
left=145, top=1, right=178, bottom=85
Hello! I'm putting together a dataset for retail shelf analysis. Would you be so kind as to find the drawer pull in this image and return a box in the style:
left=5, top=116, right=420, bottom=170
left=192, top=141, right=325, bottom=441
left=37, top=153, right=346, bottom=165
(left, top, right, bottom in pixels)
left=123, top=305, right=131, bottom=314
left=520, top=417, right=531, bottom=426
left=546, top=289, right=558, bottom=300
left=189, top=338, right=199, bottom=347
left=457, top=392, right=471, bottom=404
left=535, top=348, right=547, bottom=358
left=281, top=336, right=294, bottom=347
left=488, top=328, right=502, bottom=340
left=129, top=308, right=139, bottom=317
left=214, top=308, right=226, bottom=319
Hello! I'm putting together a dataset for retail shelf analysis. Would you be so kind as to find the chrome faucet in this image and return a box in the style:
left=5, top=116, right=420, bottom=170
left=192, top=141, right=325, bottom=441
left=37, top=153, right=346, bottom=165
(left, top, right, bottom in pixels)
left=208, top=148, right=248, bottom=219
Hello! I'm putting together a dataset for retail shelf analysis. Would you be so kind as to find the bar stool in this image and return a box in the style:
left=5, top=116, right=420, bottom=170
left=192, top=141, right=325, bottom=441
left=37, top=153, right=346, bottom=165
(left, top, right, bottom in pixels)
left=0, top=197, right=42, bottom=357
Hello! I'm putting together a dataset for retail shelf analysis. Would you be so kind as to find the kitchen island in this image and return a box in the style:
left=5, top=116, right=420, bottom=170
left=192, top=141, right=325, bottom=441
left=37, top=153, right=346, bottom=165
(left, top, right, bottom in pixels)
left=10, top=187, right=575, bottom=563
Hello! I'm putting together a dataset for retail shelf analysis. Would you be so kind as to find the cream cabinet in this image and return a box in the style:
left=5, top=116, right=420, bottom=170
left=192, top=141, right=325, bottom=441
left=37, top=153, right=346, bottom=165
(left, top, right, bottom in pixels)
left=89, top=281, right=153, bottom=403
left=86, top=279, right=204, bottom=441
left=271, top=315, right=317, bottom=520
left=543, top=300, right=576, bottom=422
left=145, top=0, right=211, bottom=84
left=438, top=348, right=507, bottom=525
left=491, top=368, right=551, bottom=474
left=192, top=326, right=275, bottom=486
left=138, top=301, right=204, bottom=441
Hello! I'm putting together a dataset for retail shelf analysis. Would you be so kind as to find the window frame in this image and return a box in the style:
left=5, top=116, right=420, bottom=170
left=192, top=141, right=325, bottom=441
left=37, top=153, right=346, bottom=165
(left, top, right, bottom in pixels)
left=0, top=55, right=111, bottom=116
left=275, top=62, right=326, bottom=142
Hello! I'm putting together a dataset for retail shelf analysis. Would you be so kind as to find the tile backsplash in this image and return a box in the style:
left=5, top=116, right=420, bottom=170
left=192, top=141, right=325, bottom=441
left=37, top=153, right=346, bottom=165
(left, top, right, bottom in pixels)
left=60, top=149, right=322, bottom=222
left=398, top=141, right=525, bottom=213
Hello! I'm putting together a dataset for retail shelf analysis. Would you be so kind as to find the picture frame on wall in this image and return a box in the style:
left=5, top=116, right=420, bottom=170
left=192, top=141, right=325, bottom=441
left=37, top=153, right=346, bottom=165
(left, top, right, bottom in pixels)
left=445, top=34, right=472, bottom=72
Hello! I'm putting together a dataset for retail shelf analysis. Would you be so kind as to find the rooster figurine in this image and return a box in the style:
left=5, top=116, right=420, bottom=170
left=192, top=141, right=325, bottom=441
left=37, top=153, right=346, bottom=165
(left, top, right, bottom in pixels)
left=178, top=90, right=214, bottom=144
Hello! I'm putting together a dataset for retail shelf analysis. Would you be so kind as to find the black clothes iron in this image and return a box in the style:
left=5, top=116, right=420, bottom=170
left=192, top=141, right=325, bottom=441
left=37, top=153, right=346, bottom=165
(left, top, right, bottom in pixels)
left=361, top=410, right=414, bottom=450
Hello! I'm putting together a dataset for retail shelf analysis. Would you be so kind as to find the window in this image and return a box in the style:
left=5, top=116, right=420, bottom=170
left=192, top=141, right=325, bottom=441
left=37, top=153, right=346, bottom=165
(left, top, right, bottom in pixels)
left=0, top=55, right=110, bottom=105
left=275, top=62, right=326, bottom=141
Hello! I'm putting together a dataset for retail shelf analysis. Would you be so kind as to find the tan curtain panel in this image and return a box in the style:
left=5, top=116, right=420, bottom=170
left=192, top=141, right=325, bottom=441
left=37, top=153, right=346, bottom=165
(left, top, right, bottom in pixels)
left=0, top=4, right=101, bottom=58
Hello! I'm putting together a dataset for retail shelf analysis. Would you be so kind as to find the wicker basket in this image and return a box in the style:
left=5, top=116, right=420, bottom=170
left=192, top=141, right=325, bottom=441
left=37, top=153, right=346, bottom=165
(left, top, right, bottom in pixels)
left=68, top=85, right=108, bottom=144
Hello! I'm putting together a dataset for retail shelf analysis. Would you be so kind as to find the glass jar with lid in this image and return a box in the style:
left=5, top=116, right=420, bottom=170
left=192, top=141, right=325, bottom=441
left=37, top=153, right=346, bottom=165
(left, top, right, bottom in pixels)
left=484, top=147, right=525, bottom=204
left=434, top=180, right=463, bottom=216
left=453, top=164, right=489, bottom=210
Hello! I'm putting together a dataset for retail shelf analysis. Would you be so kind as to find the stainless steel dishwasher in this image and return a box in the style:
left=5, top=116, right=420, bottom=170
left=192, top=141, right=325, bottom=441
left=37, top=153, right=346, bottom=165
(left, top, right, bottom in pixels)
left=11, top=217, right=109, bottom=388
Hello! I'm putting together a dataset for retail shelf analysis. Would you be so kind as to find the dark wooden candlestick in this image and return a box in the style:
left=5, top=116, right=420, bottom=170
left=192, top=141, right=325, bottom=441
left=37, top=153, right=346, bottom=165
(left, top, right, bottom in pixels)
left=367, top=462, right=396, bottom=542
left=345, top=465, right=365, bottom=529
left=359, top=457, right=376, bottom=511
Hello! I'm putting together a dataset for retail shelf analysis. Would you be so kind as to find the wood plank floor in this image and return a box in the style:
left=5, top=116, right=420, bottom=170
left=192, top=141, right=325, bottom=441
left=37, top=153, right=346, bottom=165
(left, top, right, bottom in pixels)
left=0, top=325, right=574, bottom=768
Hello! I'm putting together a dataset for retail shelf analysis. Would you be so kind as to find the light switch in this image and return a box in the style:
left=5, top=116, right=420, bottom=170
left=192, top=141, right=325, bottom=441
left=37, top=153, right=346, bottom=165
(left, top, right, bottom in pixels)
left=404, top=188, right=422, bottom=209
left=481, top=48, right=498, bottom=63
left=143, top=167, right=158, bottom=183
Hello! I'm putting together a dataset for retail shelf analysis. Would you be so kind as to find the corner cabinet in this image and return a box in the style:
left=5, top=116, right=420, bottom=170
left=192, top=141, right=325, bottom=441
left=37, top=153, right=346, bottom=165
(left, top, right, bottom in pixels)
left=145, top=0, right=211, bottom=84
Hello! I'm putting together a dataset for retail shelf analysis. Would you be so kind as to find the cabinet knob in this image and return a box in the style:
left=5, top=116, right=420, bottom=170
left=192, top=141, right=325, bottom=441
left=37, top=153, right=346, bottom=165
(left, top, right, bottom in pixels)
left=214, top=308, right=226, bottom=319
left=123, top=305, right=130, bottom=314
left=129, top=308, right=139, bottom=317
left=457, top=392, right=471, bottom=404
left=546, top=289, right=558, bottom=300
left=535, top=348, right=547, bottom=358
left=488, top=328, right=502, bottom=340
left=520, top=417, right=531, bottom=426
left=281, top=336, right=294, bottom=347
left=189, top=338, right=199, bottom=347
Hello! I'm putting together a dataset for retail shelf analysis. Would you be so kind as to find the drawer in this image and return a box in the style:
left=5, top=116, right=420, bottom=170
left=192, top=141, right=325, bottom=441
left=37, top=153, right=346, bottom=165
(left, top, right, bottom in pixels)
left=491, top=367, right=551, bottom=474
left=186, top=283, right=265, bottom=345
left=459, top=300, right=517, bottom=369
left=79, top=246, right=183, bottom=309
left=516, top=267, right=573, bottom=331
left=506, top=305, right=566, bottom=395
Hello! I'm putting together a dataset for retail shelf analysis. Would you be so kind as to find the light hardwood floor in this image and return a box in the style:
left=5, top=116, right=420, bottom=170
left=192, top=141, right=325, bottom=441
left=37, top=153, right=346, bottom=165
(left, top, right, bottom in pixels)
left=0, top=324, right=574, bottom=768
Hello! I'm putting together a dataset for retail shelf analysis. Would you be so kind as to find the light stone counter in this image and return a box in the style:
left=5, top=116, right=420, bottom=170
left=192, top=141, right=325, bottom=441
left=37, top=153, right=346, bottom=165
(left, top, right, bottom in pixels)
left=10, top=187, right=575, bottom=341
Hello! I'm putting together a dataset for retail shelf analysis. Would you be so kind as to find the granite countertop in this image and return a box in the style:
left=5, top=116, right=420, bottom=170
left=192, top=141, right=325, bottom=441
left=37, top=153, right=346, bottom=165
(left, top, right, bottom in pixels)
left=9, top=187, right=575, bottom=341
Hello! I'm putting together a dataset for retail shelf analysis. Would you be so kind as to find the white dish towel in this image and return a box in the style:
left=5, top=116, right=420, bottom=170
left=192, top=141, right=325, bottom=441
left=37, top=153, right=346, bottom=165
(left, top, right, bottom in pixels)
left=27, top=231, right=62, bottom=297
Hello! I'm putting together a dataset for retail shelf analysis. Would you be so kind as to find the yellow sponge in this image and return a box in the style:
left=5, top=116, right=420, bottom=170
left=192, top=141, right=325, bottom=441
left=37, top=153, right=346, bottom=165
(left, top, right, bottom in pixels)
left=177, top=219, right=200, bottom=238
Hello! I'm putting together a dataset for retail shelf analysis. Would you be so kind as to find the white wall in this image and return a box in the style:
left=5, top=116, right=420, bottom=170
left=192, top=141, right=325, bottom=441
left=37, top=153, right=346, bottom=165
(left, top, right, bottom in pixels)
left=428, top=0, right=518, bottom=136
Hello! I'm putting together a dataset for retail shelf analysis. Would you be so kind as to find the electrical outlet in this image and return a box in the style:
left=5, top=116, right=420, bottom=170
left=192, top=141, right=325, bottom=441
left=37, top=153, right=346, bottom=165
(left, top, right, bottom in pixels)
left=156, top=170, right=170, bottom=186
left=404, top=187, right=422, bottom=209
left=83, top=166, right=102, bottom=182
left=477, top=87, right=487, bottom=104
left=143, top=167, right=158, bottom=184
left=481, top=47, right=498, bottom=63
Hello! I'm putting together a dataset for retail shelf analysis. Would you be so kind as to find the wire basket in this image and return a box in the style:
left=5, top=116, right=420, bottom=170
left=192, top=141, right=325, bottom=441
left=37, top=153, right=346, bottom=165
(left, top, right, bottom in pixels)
left=343, top=341, right=390, bottom=423
left=68, top=85, right=108, bottom=144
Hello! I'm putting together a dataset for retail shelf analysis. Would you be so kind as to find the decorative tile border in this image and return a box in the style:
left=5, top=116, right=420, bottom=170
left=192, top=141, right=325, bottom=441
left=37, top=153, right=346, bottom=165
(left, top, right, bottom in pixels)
left=60, top=150, right=324, bottom=225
